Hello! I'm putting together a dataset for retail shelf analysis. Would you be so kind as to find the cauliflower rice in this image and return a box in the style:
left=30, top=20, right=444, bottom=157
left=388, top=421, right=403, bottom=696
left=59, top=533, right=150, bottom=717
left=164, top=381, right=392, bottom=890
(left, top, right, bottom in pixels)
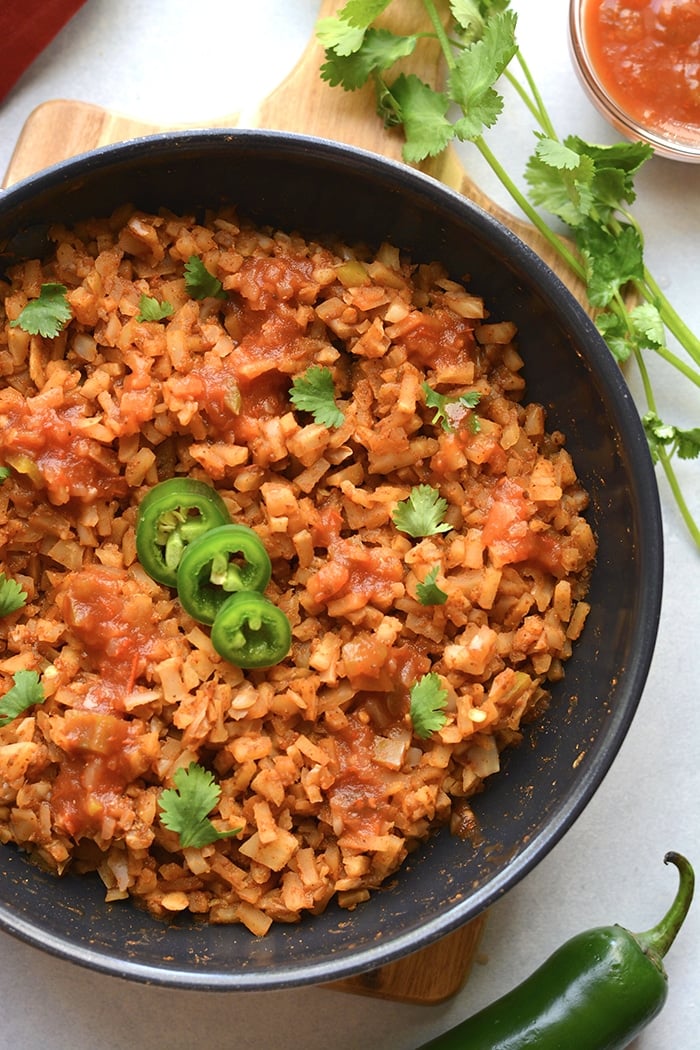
left=0, top=206, right=595, bottom=935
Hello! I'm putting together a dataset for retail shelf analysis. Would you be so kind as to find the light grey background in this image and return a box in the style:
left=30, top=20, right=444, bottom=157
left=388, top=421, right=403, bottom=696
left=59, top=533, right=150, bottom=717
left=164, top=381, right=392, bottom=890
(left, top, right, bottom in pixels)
left=0, top=2, right=698, bottom=1048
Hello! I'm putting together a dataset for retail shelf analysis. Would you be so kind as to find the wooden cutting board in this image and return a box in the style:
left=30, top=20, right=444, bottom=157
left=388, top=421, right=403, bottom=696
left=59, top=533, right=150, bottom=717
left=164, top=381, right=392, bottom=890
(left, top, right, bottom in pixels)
left=1, top=0, right=588, bottom=1005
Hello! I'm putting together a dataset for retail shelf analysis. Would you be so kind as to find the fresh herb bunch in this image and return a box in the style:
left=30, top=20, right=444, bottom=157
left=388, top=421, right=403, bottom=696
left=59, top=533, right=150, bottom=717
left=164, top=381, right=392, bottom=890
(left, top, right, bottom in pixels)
left=317, top=0, right=700, bottom=549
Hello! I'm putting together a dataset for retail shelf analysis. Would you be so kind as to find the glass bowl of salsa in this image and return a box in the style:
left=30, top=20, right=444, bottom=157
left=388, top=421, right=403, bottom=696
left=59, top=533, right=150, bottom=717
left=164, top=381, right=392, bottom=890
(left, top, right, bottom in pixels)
left=569, top=0, right=700, bottom=162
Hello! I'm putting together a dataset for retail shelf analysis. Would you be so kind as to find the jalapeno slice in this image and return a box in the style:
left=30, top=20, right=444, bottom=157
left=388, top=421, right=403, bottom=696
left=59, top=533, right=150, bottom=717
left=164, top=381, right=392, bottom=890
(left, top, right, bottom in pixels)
left=210, top=590, right=292, bottom=668
left=176, top=524, right=272, bottom=625
left=135, top=478, right=232, bottom=588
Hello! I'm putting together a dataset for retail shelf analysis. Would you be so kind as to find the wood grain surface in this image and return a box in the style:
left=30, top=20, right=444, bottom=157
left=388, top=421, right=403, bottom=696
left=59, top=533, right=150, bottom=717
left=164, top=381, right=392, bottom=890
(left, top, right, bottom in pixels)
left=1, top=0, right=582, bottom=1005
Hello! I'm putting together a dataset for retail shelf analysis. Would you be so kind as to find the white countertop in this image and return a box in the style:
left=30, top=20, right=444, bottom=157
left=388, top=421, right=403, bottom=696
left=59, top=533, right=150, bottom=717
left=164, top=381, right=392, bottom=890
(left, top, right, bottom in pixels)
left=0, top=3, right=698, bottom=1048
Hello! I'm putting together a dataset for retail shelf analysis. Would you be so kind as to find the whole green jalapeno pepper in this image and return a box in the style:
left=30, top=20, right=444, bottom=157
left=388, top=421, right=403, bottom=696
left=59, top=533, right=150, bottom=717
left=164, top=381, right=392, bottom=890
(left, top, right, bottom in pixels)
left=176, top=523, right=272, bottom=625
left=210, top=589, right=292, bottom=668
left=420, top=852, right=694, bottom=1050
left=135, top=477, right=231, bottom=587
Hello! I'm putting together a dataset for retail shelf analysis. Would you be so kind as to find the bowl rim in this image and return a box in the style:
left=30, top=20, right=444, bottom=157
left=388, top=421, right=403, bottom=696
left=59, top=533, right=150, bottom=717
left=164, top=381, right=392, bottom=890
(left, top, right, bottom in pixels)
left=0, top=127, right=664, bottom=989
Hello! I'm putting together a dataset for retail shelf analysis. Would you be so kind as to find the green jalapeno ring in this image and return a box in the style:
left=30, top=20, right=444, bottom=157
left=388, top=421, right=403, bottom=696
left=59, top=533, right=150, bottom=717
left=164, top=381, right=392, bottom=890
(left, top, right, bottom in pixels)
left=210, top=590, right=292, bottom=669
left=135, top=477, right=231, bottom=588
left=176, top=524, right=272, bottom=626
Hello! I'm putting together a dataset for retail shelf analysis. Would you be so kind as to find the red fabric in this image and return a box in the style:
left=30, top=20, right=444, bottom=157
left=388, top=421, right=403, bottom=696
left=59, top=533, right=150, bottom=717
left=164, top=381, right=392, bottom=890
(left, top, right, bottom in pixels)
left=0, top=0, right=87, bottom=101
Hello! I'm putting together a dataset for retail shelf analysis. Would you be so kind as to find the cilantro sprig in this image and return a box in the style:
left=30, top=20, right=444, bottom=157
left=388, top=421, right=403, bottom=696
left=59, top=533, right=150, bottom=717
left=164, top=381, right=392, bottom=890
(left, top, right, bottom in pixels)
left=392, top=484, right=452, bottom=538
left=423, top=381, right=481, bottom=433
left=10, top=283, right=72, bottom=338
left=416, top=565, right=448, bottom=605
left=0, top=670, right=45, bottom=727
left=289, top=366, right=345, bottom=428
left=136, top=294, right=174, bottom=322
left=409, top=671, right=448, bottom=738
left=317, top=0, right=700, bottom=550
left=184, top=256, right=226, bottom=301
left=159, top=761, right=240, bottom=849
left=643, top=413, right=700, bottom=465
left=0, top=573, right=28, bottom=617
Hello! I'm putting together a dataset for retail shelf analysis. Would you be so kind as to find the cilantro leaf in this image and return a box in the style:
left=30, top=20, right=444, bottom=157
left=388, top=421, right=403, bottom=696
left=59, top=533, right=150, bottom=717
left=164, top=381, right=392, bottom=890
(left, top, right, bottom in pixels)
left=565, top=136, right=653, bottom=217
left=316, top=15, right=366, bottom=56
left=0, top=670, right=45, bottom=727
left=643, top=413, right=700, bottom=464
left=10, top=283, right=72, bottom=338
left=184, top=256, right=226, bottom=300
left=595, top=303, right=666, bottom=364
left=594, top=310, right=633, bottom=364
left=289, top=366, right=345, bottom=428
left=0, top=466, right=11, bottom=483
left=627, top=303, right=666, bottom=349
left=376, top=77, right=405, bottom=127
left=576, top=220, right=644, bottom=308
left=450, top=0, right=512, bottom=42
left=337, top=0, right=392, bottom=30
left=423, top=381, right=481, bottom=432
left=392, top=484, right=452, bottom=538
left=449, top=0, right=486, bottom=42
left=524, top=135, right=596, bottom=227
left=321, top=28, right=417, bottom=91
left=136, top=294, right=174, bottom=322
left=449, top=9, right=517, bottom=140
left=416, top=565, right=448, bottom=606
left=676, top=429, right=700, bottom=460
left=525, top=135, right=654, bottom=230
left=410, top=672, right=449, bottom=738
left=0, top=573, right=28, bottom=617
left=159, top=762, right=240, bottom=849
left=391, top=74, right=454, bottom=161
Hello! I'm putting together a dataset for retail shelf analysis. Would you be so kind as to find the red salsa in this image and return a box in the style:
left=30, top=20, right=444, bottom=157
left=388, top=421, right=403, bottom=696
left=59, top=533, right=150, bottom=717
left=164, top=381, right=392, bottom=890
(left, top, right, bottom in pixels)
left=50, top=710, right=157, bottom=839
left=328, top=717, right=396, bottom=839
left=0, top=391, right=127, bottom=504
left=482, top=478, right=564, bottom=576
left=582, top=0, right=700, bottom=138
left=50, top=568, right=165, bottom=839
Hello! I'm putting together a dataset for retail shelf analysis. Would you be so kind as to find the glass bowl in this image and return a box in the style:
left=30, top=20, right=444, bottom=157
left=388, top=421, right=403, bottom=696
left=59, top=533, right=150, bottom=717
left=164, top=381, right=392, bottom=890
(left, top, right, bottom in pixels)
left=569, top=0, right=700, bottom=163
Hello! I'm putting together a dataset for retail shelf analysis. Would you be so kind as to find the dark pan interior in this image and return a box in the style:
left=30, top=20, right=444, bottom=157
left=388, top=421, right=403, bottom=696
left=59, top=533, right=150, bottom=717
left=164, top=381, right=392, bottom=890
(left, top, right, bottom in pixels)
left=0, top=130, right=663, bottom=988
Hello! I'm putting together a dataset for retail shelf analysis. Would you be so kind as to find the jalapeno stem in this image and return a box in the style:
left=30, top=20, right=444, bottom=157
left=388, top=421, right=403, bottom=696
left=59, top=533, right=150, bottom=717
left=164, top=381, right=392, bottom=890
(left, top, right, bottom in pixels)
left=635, top=852, right=695, bottom=961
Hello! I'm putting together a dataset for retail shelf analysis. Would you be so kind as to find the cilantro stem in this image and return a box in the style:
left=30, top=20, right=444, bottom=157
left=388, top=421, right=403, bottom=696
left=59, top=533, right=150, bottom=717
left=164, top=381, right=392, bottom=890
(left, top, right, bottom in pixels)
left=646, top=339, right=700, bottom=389
left=423, top=0, right=456, bottom=71
left=632, top=343, right=700, bottom=546
left=628, top=318, right=657, bottom=408
left=657, top=447, right=700, bottom=547
left=512, top=51, right=557, bottom=139
left=474, top=135, right=586, bottom=282
left=642, top=269, right=700, bottom=369
left=504, top=67, right=545, bottom=129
